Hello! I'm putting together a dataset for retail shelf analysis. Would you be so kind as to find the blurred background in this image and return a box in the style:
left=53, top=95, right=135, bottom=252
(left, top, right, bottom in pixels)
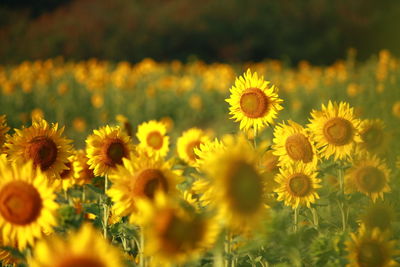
left=1, top=0, right=400, bottom=65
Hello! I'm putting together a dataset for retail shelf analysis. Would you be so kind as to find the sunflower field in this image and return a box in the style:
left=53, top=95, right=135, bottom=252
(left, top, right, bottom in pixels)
left=0, top=49, right=399, bottom=267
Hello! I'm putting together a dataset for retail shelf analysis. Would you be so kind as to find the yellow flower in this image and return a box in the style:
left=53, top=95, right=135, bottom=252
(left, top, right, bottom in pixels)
left=86, top=125, right=134, bottom=177
left=177, top=128, right=210, bottom=166
left=198, top=134, right=269, bottom=231
left=55, top=153, right=76, bottom=191
left=0, top=155, right=58, bottom=250
left=193, top=138, right=225, bottom=171
left=226, top=69, right=283, bottom=134
left=345, top=154, right=391, bottom=202
left=346, top=227, right=398, bottom=267
left=274, top=162, right=321, bottom=209
left=72, top=117, right=87, bottom=133
left=137, top=120, right=169, bottom=158
left=136, top=193, right=219, bottom=266
left=308, top=101, right=361, bottom=160
left=72, top=149, right=95, bottom=185
left=357, top=119, right=389, bottom=156
left=116, top=114, right=133, bottom=137
left=5, top=118, right=72, bottom=179
left=28, top=224, right=124, bottom=267
left=273, top=120, right=318, bottom=168
left=107, top=151, right=182, bottom=222
left=0, top=115, right=10, bottom=153
left=392, top=101, right=400, bottom=119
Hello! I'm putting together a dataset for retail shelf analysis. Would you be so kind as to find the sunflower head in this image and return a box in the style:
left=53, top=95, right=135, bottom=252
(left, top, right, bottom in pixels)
left=345, top=154, right=391, bottom=202
left=72, top=149, right=95, bottom=185
left=177, top=128, right=210, bottom=166
left=5, top=118, right=72, bottom=179
left=136, top=193, right=219, bottom=265
left=226, top=69, right=283, bottom=134
left=0, top=155, right=58, bottom=250
left=346, top=227, right=398, bottom=267
left=137, top=120, right=170, bottom=158
left=274, top=162, right=321, bottom=209
left=201, top=134, right=269, bottom=231
left=273, top=120, right=318, bottom=168
left=308, top=101, right=361, bottom=160
left=357, top=119, right=389, bottom=156
left=107, top=151, right=182, bottom=221
left=86, top=125, right=134, bottom=177
left=29, top=223, right=124, bottom=267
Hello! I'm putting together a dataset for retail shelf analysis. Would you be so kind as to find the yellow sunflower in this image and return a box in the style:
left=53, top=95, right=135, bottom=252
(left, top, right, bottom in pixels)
left=193, top=138, right=225, bottom=171
left=136, top=193, right=219, bottom=266
left=72, top=149, right=95, bottom=185
left=28, top=223, right=124, bottom=267
left=5, top=118, right=72, bottom=179
left=308, top=101, right=361, bottom=160
left=0, top=115, right=10, bottom=153
left=274, top=162, right=321, bottom=209
left=177, top=128, right=210, bottom=166
left=357, top=119, right=389, bottom=156
left=107, top=151, right=182, bottom=222
left=86, top=125, right=134, bottom=177
left=55, top=153, right=76, bottom=191
left=0, top=155, right=58, bottom=250
left=273, top=120, right=318, bottom=168
left=116, top=114, right=133, bottom=137
left=226, top=69, right=283, bottom=134
left=137, top=120, right=170, bottom=158
left=199, top=134, right=270, bottom=231
left=345, top=154, right=391, bottom=202
left=359, top=202, right=395, bottom=232
left=346, top=227, right=398, bottom=267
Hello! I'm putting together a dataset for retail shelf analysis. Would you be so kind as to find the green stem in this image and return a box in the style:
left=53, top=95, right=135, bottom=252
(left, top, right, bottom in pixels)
left=139, top=227, right=145, bottom=267
left=337, top=167, right=346, bottom=231
left=103, top=176, right=109, bottom=239
left=253, top=127, right=257, bottom=148
left=311, top=207, right=319, bottom=229
left=294, top=207, right=299, bottom=232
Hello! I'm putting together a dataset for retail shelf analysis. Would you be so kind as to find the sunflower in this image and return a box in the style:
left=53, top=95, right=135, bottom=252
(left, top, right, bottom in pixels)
left=345, top=154, right=391, bottom=202
left=28, top=223, right=124, bottom=267
left=136, top=193, right=219, bottom=266
left=308, top=101, right=361, bottom=160
left=199, top=134, right=269, bottom=231
left=273, top=120, right=318, bottom=168
left=226, top=69, right=283, bottom=134
left=177, top=128, right=210, bottom=166
left=346, top=227, right=398, bottom=267
left=55, top=153, right=76, bottom=191
left=274, top=162, right=321, bottom=209
left=5, top=118, right=72, bottom=179
left=0, top=241, right=19, bottom=265
left=193, top=138, right=225, bottom=171
left=137, top=120, right=169, bottom=158
left=0, top=115, right=10, bottom=153
left=116, top=114, right=133, bottom=137
left=107, top=151, right=182, bottom=222
left=359, top=202, right=395, bottom=232
left=357, top=119, right=389, bottom=156
left=86, top=125, right=134, bottom=177
left=260, top=150, right=280, bottom=173
left=72, top=149, right=95, bottom=185
left=0, top=155, right=58, bottom=250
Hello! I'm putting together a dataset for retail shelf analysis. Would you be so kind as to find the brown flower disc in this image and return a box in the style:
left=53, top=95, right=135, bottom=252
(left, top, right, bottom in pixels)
left=239, top=88, right=269, bottom=118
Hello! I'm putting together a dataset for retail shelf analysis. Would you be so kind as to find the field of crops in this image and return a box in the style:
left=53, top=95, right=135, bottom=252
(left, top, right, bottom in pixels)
left=0, top=49, right=399, bottom=266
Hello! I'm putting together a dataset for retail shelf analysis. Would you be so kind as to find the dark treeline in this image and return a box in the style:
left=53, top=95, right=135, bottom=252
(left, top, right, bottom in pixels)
left=0, top=0, right=399, bottom=65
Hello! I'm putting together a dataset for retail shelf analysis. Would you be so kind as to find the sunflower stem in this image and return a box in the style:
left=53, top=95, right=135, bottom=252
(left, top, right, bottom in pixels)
left=103, top=175, right=110, bottom=239
left=294, top=207, right=299, bottom=232
left=224, top=230, right=233, bottom=267
left=139, top=227, right=146, bottom=267
left=253, top=127, right=257, bottom=148
left=311, top=207, right=319, bottom=229
left=337, top=166, right=346, bottom=231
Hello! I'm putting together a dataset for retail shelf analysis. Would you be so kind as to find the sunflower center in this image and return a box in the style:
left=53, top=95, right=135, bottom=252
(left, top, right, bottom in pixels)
left=288, top=174, right=312, bottom=197
left=0, top=181, right=42, bottom=225
left=28, top=136, right=58, bottom=170
left=60, top=161, right=72, bottom=179
left=57, top=256, right=105, bottom=267
left=146, top=131, right=163, bottom=150
left=357, top=241, right=386, bottom=267
left=103, top=139, right=127, bottom=166
left=285, top=133, right=313, bottom=163
left=239, top=88, right=269, bottom=118
left=361, top=127, right=383, bottom=151
left=356, top=166, right=385, bottom=193
left=155, top=210, right=203, bottom=254
left=133, top=169, right=169, bottom=199
left=185, top=140, right=202, bottom=161
left=323, top=117, right=353, bottom=146
left=227, top=161, right=263, bottom=214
